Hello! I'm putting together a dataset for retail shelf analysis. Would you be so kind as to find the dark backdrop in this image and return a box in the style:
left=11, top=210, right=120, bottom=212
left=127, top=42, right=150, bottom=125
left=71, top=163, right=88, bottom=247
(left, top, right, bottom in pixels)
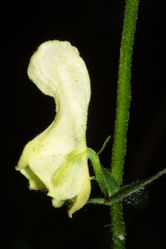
left=7, top=1, right=166, bottom=249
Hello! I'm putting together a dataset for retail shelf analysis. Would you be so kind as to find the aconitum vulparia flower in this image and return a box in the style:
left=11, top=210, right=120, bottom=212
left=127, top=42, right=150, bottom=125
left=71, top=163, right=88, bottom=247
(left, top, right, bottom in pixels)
left=16, top=40, right=91, bottom=217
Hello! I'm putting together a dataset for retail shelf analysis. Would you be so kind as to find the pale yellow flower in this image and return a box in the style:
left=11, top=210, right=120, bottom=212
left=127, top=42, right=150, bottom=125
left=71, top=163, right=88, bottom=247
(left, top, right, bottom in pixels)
left=16, top=40, right=91, bottom=217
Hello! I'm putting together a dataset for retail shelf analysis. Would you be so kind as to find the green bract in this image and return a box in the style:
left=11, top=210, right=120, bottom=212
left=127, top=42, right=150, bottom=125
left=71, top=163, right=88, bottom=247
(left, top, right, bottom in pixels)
left=16, top=40, right=91, bottom=217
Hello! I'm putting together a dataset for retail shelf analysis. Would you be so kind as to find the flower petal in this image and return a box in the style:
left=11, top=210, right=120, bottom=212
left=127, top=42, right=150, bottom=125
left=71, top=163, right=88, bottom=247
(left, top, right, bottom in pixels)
left=16, top=40, right=91, bottom=216
left=50, top=151, right=91, bottom=217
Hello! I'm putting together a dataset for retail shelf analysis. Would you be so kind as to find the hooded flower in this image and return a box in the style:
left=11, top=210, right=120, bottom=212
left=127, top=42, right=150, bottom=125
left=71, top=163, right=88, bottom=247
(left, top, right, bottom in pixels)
left=16, top=40, right=91, bottom=217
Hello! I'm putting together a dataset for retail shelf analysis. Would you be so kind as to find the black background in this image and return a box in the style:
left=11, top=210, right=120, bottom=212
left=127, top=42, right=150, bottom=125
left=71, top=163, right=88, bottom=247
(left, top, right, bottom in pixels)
left=7, top=1, right=166, bottom=249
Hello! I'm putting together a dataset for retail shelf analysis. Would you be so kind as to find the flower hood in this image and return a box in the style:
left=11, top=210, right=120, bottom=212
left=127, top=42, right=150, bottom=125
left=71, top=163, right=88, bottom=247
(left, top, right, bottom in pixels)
left=16, top=40, right=91, bottom=217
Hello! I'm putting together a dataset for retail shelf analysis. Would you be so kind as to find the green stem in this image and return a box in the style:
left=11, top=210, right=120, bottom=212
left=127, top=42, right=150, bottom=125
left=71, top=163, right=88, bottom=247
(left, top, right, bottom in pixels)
left=111, top=203, right=126, bottom=249
left=111, top=0, right=139, bottom=186
left=110, top=1, right=139, bottom=248
left=88, top=168, right=166, bottom=206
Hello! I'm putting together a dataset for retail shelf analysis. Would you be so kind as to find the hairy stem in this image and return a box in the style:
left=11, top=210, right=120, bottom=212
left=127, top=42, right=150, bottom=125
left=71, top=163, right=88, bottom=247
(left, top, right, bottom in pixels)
left=110, top=0, right=139, bottom=248
left=88, top=167, right=166, bottom=206
left=111, top=0, right=139, bottom=186
left=111, top=203, right=126, bottom=249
